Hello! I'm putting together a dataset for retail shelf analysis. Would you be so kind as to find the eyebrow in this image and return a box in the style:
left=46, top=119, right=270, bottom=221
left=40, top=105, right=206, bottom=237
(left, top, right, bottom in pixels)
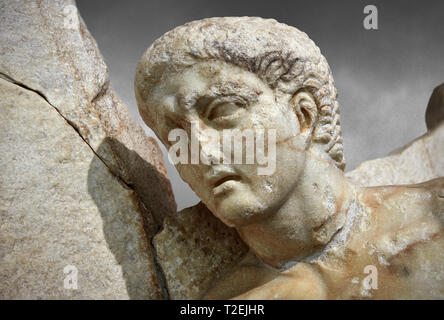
left=179, top=81, right=262, bottom=112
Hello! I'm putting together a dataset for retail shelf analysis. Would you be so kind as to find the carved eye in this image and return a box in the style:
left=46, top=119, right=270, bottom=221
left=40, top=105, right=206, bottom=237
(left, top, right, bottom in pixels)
left=207, top=100, right=245, bottom=122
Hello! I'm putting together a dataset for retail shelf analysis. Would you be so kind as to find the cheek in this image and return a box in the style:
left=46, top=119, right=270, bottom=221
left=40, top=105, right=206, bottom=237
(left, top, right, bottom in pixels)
left=252, top=98, right=300, bottom=130
left=255, top=151, right=304, bottom=195
left=248, top=131, right=306, bottom=203
left=276, top=109, right=301, bottom=138
left=234, top=103, right=304, bottom=188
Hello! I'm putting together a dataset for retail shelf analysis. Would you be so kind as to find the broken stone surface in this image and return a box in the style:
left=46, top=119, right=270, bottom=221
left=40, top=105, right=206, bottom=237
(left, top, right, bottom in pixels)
left=0, top=0, right=174, bottom=299
left=346, top=121, right=444, bottom=187
left=0, top=79, right=161, bottom=299
left=0, top=0, right=175, bottom=224
left=2, top=1, right=442, bottom=299
left=153, top=202, right=248, bottom=299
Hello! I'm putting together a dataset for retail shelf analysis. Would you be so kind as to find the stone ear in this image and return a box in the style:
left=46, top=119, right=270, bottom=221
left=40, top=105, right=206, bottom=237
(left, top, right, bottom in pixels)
left=290, top=90, right=318, bottom=134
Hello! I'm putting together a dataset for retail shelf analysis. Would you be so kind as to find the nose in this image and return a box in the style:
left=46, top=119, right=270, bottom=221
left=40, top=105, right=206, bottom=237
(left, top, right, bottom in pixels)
left=194, top=123, right=223, bottom=165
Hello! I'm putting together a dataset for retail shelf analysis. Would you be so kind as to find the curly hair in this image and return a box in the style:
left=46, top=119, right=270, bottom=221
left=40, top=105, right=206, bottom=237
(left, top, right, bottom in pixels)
left=135, top=17, right=345, bottom=170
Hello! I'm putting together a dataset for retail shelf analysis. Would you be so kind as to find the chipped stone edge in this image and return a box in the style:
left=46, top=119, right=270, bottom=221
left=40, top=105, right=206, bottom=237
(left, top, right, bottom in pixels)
left=0, top=71, right=171, bottom=299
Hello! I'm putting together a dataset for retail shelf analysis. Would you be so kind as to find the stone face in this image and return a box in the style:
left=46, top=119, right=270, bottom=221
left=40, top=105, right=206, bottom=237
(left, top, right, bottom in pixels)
left=0, top=0, right=174, bottom=299
left=135, top=17, right=345, bottom=172
left=135, top=17, right=444, bottom=299
left=0, top=79, right=161, bottom=299
left=153, top=202, right=248, bottom=299
left=158, top=121, right=444, bottom=300
left=156, top=120, right=444, bottom=300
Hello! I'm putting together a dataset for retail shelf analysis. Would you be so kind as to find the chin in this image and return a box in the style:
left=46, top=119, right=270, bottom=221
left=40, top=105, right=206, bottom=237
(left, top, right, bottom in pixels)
left=211, top=190, right=272, bottom=228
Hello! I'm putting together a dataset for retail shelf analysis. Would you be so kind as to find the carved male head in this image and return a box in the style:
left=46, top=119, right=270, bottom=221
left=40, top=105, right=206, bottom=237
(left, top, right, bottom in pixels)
left=135, top=17, right=345, bottom=228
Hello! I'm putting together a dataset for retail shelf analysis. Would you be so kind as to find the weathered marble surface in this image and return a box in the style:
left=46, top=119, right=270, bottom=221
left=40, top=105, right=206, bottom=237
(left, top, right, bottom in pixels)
left=0, top=79, right=161, bottom=299
left=154, top=120, right=444, bottom=299
left=0, top=0, right=175, bottom=224
left=2, top=1, right=442, bottom=299
left=137, top=17, right=444, bottom=299
left=346, top=121, right=444, bottom=187
left=153, top=202, right=247, bottom=299
left=0, top=0, right=174, bottom=299
left=225, top=178, right=444, bottom=300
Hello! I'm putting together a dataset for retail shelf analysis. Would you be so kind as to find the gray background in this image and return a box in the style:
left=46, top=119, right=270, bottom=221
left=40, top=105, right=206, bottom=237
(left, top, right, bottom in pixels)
left=77, top=0, right=444, bottom=210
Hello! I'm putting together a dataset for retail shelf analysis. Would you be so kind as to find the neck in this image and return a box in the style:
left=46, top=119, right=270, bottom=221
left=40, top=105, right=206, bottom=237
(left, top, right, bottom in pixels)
left=236, top=153, right=356, bottom=269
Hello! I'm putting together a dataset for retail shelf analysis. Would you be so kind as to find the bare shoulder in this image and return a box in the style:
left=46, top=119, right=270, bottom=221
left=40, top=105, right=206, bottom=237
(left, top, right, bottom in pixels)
left=355, top=177, right=443, bottom=262
left=321, top=178, right=444, bottom=299
left=360, top=177, right=444, bottom=222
